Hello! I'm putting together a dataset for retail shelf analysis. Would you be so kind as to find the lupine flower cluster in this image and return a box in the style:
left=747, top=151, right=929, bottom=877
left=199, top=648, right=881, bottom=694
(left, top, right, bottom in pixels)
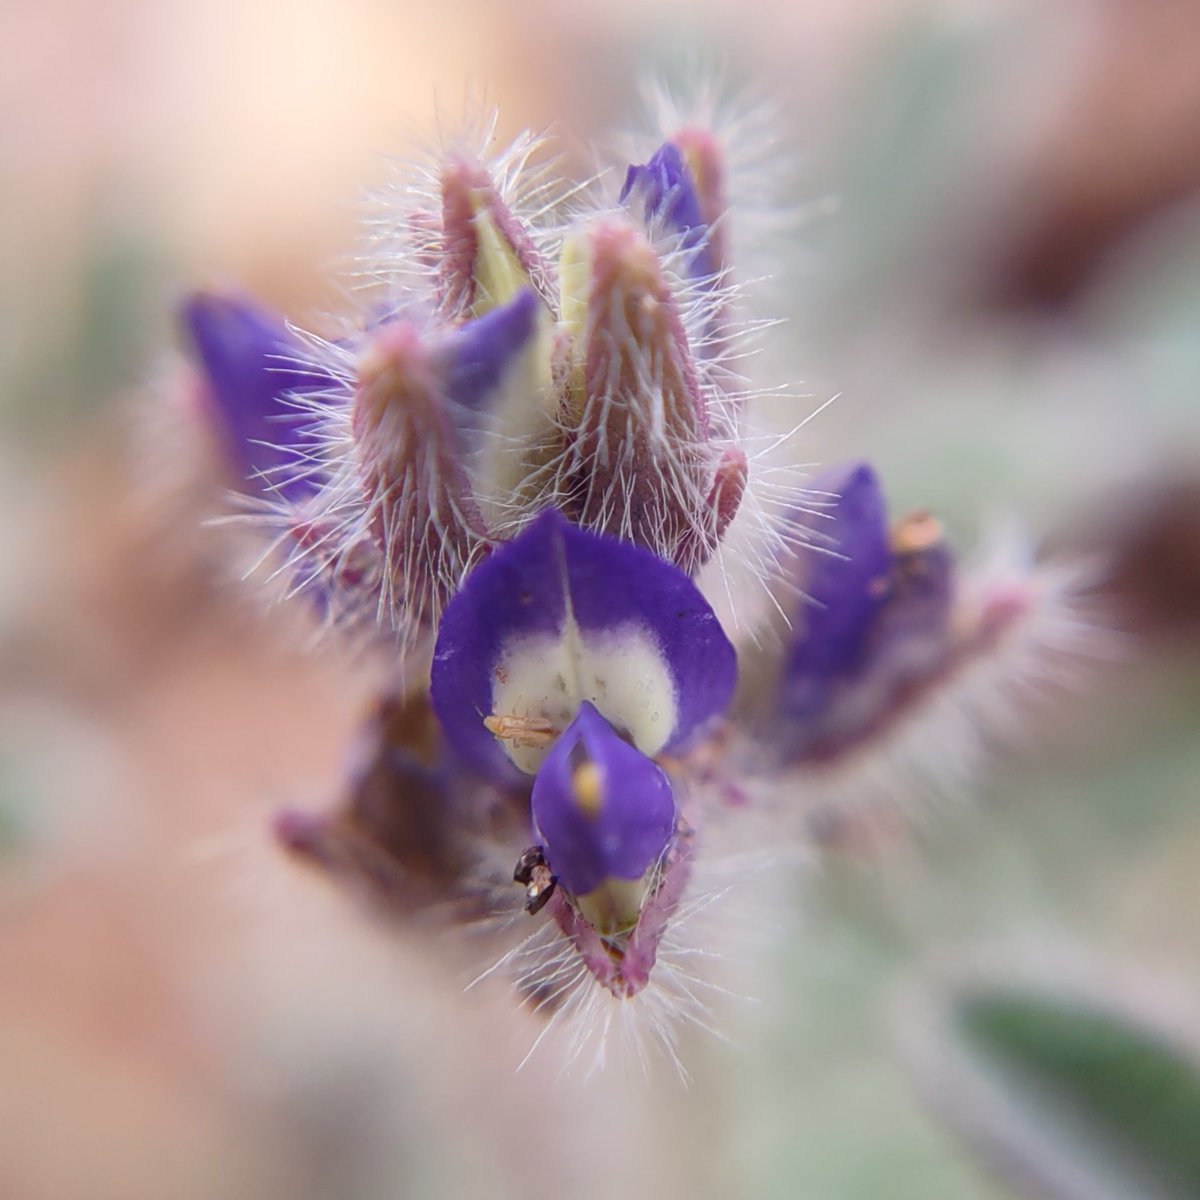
left=176, top=90, right=1093, bottom=1073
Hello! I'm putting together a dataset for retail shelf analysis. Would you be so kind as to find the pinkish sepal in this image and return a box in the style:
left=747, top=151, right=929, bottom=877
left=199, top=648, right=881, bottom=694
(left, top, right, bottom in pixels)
left=545, top=820, right=695, bottom=1000
left=439, top=156, right=552, bottom=320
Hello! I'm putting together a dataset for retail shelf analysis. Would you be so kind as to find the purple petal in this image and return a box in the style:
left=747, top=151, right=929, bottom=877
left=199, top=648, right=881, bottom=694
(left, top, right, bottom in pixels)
left=432, top=286, right=557, bottom=525
left=779, top=462, right=892, bottom=717
left=531, top=702, right=675, bottom=897
left=767, top=468, right=960, bottom=762
left=620, top=142, right=715, bottom=279
left=438, top=288, right=540, bottom=413
left=430, top=509, right=737, bottom=780
left=180, top=289, right=332, bottom=500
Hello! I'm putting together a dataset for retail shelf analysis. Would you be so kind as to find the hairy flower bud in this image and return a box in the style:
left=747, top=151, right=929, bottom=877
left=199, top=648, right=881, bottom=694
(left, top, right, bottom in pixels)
left=350, top=320, right=493, bottom=635
left=438, top=156, right=552, bottom=320
left=167, top=95, right=1101, bottom=1071
left=557, top=217, right=746, bottom=573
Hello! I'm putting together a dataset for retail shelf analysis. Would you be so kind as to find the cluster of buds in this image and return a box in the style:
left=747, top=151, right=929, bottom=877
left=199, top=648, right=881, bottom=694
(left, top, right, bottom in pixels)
left=177, top=94, right=1095, bottom=1071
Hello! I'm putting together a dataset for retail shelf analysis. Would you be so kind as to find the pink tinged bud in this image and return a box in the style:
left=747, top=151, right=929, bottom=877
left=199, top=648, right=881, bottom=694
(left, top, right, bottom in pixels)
left=559, top=218, right=744, bottom=573
left=684, top=444, right=748, bottom=569
left=657, top=130, right=744, bottom=434
left=438, top=157, right=550, bottom=322
left=351, top=321, right=491, bottom=635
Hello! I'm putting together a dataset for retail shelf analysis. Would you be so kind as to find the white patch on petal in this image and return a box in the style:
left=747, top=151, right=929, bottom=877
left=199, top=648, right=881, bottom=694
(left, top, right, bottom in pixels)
left=491, top=621, right=678, bottom=773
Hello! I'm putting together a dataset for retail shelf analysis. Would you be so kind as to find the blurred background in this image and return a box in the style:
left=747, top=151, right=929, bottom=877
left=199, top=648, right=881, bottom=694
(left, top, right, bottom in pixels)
left=2, top=0, right=1200, bottom=1197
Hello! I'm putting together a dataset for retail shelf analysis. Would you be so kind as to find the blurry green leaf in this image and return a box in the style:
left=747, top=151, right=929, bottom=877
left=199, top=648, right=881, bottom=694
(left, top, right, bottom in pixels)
left=0, top=756, right=28, bottom=861
left=948, top=986, right=1200, bottom=1200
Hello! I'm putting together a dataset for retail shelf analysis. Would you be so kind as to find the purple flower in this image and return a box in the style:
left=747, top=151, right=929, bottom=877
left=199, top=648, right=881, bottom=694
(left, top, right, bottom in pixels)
left=179, top=289, right=333, bottom=501
left=169, top=93, right=1098, bottom=1071
left=438, top=287, right=542, bottom=414
left=430, top=508, right=736, bottom=780
left=531, top=702, right=675, bottom=922
left=424, top=509, right=740, bottom=996
left=621, top=142, right=717, bottom=281
left=760, top=460, right=958, bottom=763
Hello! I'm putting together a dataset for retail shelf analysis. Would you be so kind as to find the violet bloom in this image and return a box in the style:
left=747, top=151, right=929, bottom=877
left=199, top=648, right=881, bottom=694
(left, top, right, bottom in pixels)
left=530, top=702, right=676, bottom=912
left=426, top=508, right=734, bottom=1001
left=763, top=460, right=955, bottom=763
left=169, top=86, right=1098, bottom=1072
left=180, top=289, right=334, bottom=502
left=621, top=141, right=717, bottom=281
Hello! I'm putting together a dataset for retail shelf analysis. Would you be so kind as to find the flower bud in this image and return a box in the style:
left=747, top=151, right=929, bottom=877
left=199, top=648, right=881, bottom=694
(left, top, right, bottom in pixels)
left=556, top=217, right=745, bottom=573
left=438, top=156, right=550, bottom=320
left=622, top=134, right=741, bottom=434
left=351, top=320, right=493, bottom=634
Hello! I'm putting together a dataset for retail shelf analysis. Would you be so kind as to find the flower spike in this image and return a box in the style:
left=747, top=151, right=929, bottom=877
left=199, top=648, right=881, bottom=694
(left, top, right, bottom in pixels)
left=163, top=92, right=1102, bottom=1073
